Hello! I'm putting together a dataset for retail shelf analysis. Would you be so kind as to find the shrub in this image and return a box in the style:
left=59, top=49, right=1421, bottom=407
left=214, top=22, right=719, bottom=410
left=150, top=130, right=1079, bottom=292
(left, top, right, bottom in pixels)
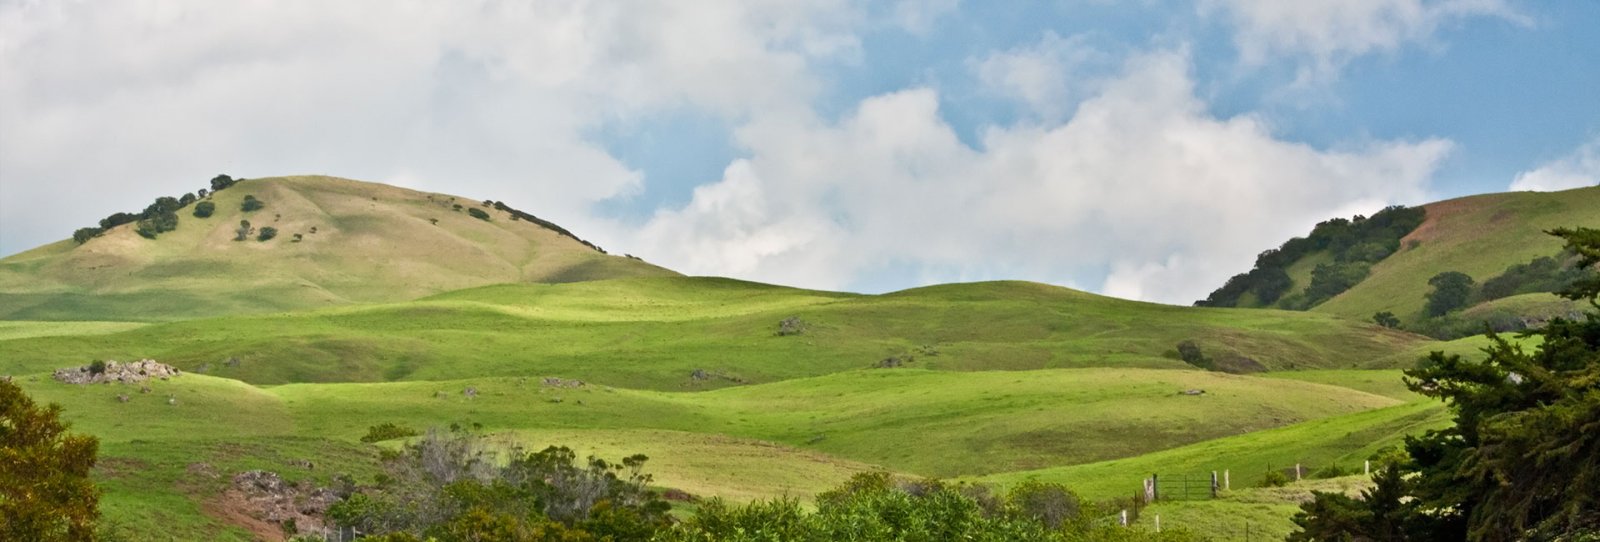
left=234, top=220, right=251, bottom=241
left=210, top=174, right=236, bottom=192
left=467, top=207, right=490, bottom=221
left=0, top=379, right=101, bottom=541
left=777, top=316, right=807, bottom=336
left=87, top=360, right=106, bottom=375
left=241, top=195, right=264, bottom=212
left=192, top=201, right=215, bottom=218
left=257, top=227, right=278, bottom=241
left=1372, top=311, right=1401, bottom=328
left=360, top=423, right=420, bottom=443
left=72, top=227, right=103, bottom=245
left=1262, top=471, right=1290, bottom=487
left=1175, top=340, right=1213, bottom=370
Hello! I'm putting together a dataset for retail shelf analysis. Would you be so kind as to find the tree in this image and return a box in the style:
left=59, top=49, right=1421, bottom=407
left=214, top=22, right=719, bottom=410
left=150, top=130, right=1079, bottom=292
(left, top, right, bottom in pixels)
left=235, top=220, right=251, bottom=241
left=1291, top=227, right=1600, bottom=541
left=240, top=195, right=264, bottom=212
left=192, top=201, right=215, bottom=218
left=1424, top=271, right=1475, bottom=316
left=178, top=192, right=197, bottom=206
left=210, top=174, right=236, bottom=192
left=1372, top=311, right=1401, bottom=328
left=72, top=228, right=102, bottom=245
left=1, top=378, right=101, bottom=540
left=467, top=207, right=490, bottom=221
left=257, top=227, right=278, bottom=241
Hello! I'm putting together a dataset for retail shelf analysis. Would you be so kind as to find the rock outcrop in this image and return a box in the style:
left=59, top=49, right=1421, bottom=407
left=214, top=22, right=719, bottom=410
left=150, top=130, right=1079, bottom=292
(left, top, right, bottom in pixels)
left=53, top=360, right=180, bottom=385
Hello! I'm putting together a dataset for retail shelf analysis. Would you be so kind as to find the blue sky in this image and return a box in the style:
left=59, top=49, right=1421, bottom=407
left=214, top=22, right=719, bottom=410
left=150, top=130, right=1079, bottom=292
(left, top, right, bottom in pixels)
left=2, top=1, right=1596, bottom=303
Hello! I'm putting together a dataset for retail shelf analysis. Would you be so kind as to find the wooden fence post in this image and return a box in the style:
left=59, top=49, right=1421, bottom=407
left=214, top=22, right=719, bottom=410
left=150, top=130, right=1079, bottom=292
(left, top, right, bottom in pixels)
left=1155, top=514, right=1161, bottom=533
left=1120, top=509, right=1128, bottom=526
left=1365, top=460, right=1371, bottom=476
left=1295, top=463, right=1302, bottom=481
left=1152, top=473, right=1159, bottom=501
left=1211, top=471, right=1219, bottom=498
left=1224, top=469, right=1231, bottom=490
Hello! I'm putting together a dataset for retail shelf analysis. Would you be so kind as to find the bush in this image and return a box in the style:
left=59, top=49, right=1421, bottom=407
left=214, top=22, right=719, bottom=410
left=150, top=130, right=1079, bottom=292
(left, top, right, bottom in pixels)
left=87, top=360, right=107, bottom=375
left=234, top=220, right=251, bottom=241
left=257, top=227, right=278, bottom=241
left=1175, top=340, right=1213, bottom=370
left=1424, top=271, right=1475, bottom=316
left=777, top=316, right=807, bottom=336
left=1262, top=471, right=1290, bottom=487
left=72, top=227, right=103, bottom=245
left=192, top=201, right=215, bottom=218
left=1372, top=311, right=1401, bottom=328
left=360, top=423, right=420, bottom=443
left=240, top=195, right=264, bottom=212
left=0, top=379, right=101, bottom=541
left=210, top=174, right=236, bottom=192
left=467, top=207, right=490, bottom=221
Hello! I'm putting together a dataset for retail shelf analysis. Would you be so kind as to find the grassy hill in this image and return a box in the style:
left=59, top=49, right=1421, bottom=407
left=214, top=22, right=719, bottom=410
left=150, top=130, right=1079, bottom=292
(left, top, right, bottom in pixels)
left=1204, top=186, right=1599, bottom=324
left=1313, top=186, right=1600, bottom=321
left=0, top=176, right=676, bottom=321
left=1, top=277, right=1432, bottom=388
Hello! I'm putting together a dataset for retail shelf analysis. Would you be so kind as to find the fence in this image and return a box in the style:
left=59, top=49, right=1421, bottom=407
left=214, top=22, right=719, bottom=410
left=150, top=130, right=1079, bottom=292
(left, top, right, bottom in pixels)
left=1149, top=472, right=1218, bottom=501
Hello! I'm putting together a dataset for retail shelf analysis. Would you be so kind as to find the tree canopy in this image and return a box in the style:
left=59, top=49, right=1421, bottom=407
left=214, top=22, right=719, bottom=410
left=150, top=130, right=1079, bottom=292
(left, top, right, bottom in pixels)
left=1, top=379, right=101, bottom=541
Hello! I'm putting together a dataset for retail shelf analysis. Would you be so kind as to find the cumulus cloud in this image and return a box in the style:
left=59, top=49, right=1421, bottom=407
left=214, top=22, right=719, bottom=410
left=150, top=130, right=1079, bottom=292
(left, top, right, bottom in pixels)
left=0, top=0, right=860, bottom=254
left=627, top=51, right=1452, bottom=303
left=1509, top=138, right=1600, bottom=192
left=1202, top=0, right=1527, bottom=78
left=971, top=32, right=1108, bottom=121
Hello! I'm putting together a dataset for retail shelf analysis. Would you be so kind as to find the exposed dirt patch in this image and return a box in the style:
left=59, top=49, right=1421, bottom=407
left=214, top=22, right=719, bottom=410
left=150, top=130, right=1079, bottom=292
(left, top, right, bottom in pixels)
left=202, top=491, right=288, bottom=542
left=1403, top=197, right=1490, bottom=245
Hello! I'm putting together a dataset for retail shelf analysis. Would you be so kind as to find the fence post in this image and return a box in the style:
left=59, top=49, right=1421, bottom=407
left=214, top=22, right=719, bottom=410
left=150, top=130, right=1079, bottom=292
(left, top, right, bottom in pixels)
left=1365, top=460, right=1371, bottom=476
left=1120, top=509, right=1128, bottom=526
left=1211, top=471, right=1219, bottom=498
left=1224, top=469, right=1231, bottom=490
left=1144, top=477, right=1156, bottom=504
left=1155, top=514, right=1161, bottom=533
left=1152, top=473, right=1159, bottom=501
left=1295, top=463, right=1302, bottom=481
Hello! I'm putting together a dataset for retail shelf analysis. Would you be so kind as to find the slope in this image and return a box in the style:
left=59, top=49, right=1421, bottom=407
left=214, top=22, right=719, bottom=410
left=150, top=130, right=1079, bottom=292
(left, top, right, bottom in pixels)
left=0, top=277, right=1433, bottom=388
left=0, top=175, right=677, bottom=321
left=1313, top=186, right=1600, bottom=321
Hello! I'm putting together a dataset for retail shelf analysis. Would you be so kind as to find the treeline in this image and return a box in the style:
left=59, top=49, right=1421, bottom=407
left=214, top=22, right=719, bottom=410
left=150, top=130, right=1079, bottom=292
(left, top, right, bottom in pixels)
left=1198, top=205, right=1426, bottom=309
left=320, top=429, right=1192, bottom=542
left=71, top=174, right=243, bottom=244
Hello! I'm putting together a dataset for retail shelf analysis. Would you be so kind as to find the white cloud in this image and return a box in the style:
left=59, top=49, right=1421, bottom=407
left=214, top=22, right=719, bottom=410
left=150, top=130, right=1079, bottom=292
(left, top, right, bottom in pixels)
left=626, top=51, right=1452, bottom=303
left=890, top=0, right=960, bottom=35
left=1202, top=0, right=1527, bottom=78
left=971, top=32, right=1107, bottom=121
left=1509, top=138, right=1600, bottom=192
left=0, top=0, right=861, bottom=254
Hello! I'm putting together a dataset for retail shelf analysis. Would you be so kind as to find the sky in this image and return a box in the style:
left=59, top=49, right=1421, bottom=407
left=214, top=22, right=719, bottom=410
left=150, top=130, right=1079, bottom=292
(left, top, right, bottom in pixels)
left=1, top=0, right=1596, bottom=304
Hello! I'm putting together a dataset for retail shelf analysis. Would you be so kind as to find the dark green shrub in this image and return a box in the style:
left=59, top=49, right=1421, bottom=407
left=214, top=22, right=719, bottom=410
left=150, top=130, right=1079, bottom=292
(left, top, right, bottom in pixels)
left=1312, top=465, right=1350, bottom=479
left=1424, top=271, right=1474, bottom=316
left=467, top=208, right=490, bottom=221
left=1262, top=471, right=1290, bottom=487
left=192, top=201, right=215, bottom=218
left=1372, top=311, right=1400, bottom=328
left=210, top=174, right=236, bottom=191
left=1176, top=340, right=1213, bottom=370
left=87, top=360, right=106, bottom=375
left=72, top=228, right=103, bottom=245
left=360, top=423, right=420, bottom=443
left=257, top=227, right=278, bottom=241
left=241, top=195, right=264, bottom=212
left=234, top=220, right=251, bottom=241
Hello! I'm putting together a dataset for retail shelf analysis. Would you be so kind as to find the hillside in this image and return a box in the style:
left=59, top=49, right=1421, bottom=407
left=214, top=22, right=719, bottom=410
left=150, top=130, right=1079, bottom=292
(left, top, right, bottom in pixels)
left=1201, top=186, right=1600, bottom=325
left=0, top=277, right=1432, bottom=388
left=0, top=176, right=677, bottom=321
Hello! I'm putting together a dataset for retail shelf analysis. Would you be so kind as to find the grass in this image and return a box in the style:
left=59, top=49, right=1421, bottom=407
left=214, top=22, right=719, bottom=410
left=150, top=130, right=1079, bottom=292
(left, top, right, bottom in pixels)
left=0, top=320, right=146, bottom=341
left=1136, top=476, right=1373, bottom=541
left=1313, top=186, right=1600, bottom=321
left=0, top=176, right=676, bottom=321
left=0, top=277, right=1434, bottom=388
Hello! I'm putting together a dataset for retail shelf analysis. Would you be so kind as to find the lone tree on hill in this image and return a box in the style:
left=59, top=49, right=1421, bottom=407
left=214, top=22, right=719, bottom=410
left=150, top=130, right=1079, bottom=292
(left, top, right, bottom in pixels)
left=240, top=195, right=264, bottom=212
left=192, top=200, right=215, bottom=218
left=1291, top=227, right=1600, bottom=541
left=209, top=174, right=236, bottom=192
left=1372, top=311, right=1401, bottom=328
left=1, top=379, right=101, bottom=541
left=1424, top=271, right=1475, bottom=316
left=235, top=220, right=252, bottom=241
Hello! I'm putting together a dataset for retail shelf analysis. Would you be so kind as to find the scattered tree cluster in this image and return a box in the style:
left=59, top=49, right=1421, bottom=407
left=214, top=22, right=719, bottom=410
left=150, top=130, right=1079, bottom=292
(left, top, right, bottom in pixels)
left=70, top=173, right=242, bottom=245
left=466, top=207, right=490, bottom=221
left=1476, top=250, right=1593, bottom=304
left=1197, top=205, right=1425, bottom=308
left=1, top=378, right=101, bottom=541
left=1290, top=227, right=1600, bottom=541
left=487, top=200, right=608, bottom=253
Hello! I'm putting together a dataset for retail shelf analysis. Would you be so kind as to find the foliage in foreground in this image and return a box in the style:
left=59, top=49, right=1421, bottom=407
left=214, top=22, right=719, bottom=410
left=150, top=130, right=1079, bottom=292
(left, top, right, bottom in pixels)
left=1291, top=227, right=1600, bottom=541
left=331, top=431, right=1192, bottom=542
left=0, top=378, right=101, bottom=541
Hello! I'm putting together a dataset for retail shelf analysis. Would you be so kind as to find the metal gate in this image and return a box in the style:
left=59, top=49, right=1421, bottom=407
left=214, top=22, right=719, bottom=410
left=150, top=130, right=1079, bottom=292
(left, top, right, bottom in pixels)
left=1153, top=473, right=1216, bottom=501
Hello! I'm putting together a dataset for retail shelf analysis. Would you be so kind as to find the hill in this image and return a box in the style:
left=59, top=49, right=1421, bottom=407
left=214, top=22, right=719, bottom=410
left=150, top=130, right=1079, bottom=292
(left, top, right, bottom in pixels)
left=0, top=176, right=677, bottom=321
left=0, top=277, right=1432, bottom=388
left=1199, top=186, right=1600, bottom=328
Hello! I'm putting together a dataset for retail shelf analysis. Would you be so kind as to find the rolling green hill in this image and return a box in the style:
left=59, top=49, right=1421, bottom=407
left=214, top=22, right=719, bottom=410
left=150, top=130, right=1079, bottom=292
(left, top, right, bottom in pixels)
left=0, top=176, right=676, bottom=321
left=1, top=277, right=1431, bottom=388
left=1203, top=186, right=1600, bottom=325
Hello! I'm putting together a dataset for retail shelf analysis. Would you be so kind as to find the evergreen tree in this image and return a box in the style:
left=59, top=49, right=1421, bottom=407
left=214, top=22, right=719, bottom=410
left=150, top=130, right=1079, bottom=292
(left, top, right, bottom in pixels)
left=1, top=379, right=101, bottom=541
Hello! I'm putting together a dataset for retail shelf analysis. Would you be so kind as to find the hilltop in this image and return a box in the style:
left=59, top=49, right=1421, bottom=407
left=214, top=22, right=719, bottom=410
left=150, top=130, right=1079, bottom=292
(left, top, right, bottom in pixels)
left=0, top=176, right=676, bottom=321
left=1199, top=186, right=1599, bottom=331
